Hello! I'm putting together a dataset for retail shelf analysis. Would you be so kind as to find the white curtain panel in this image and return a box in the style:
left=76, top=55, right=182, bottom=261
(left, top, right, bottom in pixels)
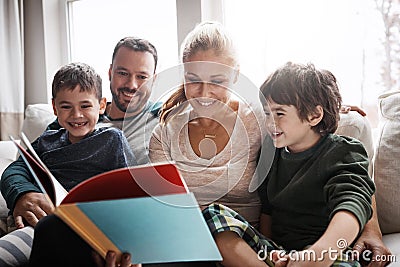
left=0, top=0, right=24, bottom=141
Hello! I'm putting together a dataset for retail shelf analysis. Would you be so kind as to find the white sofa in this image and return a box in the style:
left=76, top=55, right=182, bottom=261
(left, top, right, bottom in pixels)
left=0, top=141, right=20, bottom=226
left=0, top=100, right=399, bottom=265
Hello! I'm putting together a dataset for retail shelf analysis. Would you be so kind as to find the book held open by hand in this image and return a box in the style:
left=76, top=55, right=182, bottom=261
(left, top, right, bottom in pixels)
left=11, top=132, right=222, bottom=264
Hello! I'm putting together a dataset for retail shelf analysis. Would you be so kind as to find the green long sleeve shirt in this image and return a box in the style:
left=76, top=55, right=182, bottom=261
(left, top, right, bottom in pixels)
left=258, top=134, right=375, bottom=251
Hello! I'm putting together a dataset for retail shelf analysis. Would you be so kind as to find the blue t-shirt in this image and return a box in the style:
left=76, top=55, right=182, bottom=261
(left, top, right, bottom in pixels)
left=35, top=127, right=136, bottom=190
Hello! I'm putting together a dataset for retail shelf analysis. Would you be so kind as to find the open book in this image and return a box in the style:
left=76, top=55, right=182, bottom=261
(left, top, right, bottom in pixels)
left=11, top=133, right=222, bottom=264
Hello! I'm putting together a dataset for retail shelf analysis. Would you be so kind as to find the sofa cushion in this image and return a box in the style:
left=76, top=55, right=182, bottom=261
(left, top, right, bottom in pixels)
left=21, top=103, right=55, bottom=142
left=374, top=90, right=400, bottom=234
left=336, top=112, right=374, bottom=176
left=382, top=233, right=400, bottom=264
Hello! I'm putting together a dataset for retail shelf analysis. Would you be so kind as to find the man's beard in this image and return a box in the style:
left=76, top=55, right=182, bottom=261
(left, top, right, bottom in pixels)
left=111, top=86, right=147, bottom=114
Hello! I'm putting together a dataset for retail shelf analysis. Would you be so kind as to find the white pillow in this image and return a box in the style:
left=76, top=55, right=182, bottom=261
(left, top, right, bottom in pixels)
left=374, top=90, right=400, bottom=234
left=21, top=104, right=56, bottom=142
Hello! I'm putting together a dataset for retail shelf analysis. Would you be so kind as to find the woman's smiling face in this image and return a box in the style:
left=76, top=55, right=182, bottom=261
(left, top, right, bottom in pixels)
left=183, top=50, right=238, bottom=115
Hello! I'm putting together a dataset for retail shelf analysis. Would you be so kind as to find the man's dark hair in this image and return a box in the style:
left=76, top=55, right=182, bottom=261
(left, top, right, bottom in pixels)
left=112, top=37, right=158, bottom=73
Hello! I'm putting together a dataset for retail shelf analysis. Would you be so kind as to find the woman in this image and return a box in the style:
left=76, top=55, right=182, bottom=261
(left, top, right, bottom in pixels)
left=149, top=21, right=267, bottom=227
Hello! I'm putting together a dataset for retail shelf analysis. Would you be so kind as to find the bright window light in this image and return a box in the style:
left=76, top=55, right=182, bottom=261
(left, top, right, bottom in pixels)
left=224, top=0, right=384, bottom=127
left=68, top=0, right=179, bottom=101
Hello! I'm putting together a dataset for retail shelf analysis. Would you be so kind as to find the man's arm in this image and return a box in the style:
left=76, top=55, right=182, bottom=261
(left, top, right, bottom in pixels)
left=353, top=195, right=392, bottom=267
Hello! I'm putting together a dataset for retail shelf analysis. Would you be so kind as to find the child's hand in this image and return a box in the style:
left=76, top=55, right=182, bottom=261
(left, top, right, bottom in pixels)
left=273, top=250, right=326, bottom=267
left=92, top=251, right=141, bottom=267
left=13, top=192, right=54, bottom=228
left=271, top=250, right=288, bottom=267
left=281, top=251, right=315, bottom=267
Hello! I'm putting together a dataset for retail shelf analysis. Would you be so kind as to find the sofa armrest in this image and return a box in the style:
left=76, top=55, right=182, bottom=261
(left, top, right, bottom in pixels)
left=0, top=140, right=19, bottom=223
left=0, top=157, right=14, bottom=223
left=0, top=140, right=19, bottom=162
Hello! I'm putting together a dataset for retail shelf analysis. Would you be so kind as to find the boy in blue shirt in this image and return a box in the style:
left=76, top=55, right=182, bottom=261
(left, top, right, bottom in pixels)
left=2, top=62, right=136, bottom=228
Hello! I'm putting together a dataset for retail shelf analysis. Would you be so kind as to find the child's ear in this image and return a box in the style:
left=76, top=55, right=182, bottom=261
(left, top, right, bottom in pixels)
left=52, top=99, right=58, bottom=116
left=99, top=97, right=107, bottom=115
left=308, top=105, right=324, bottom=126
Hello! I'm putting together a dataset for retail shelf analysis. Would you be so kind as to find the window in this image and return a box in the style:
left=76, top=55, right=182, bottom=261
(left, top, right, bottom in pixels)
left=68, top=0, right=386, bottom=127
left=224, top=0, right=384, bottom=127
left=67, top=0, right=179, bottom=101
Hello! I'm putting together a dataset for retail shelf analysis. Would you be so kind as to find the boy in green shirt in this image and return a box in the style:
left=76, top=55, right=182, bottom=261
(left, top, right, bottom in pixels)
left=202, top=62, right=375, bottom=267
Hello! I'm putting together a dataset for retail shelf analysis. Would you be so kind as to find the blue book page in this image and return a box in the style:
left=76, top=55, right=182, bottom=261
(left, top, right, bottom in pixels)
left=76, top=193, right=222, bottom=264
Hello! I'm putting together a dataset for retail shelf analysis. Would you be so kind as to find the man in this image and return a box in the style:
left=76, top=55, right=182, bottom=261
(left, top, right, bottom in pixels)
left=101, top=37, right=160, bottom=165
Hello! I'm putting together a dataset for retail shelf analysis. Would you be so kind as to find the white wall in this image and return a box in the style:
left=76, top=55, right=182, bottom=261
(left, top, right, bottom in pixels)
left=176, top=0, right=224, bottom=48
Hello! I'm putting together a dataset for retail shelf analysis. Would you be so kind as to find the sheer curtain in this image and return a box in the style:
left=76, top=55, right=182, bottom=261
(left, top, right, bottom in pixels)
left=0, top=0, right=24, bottom=141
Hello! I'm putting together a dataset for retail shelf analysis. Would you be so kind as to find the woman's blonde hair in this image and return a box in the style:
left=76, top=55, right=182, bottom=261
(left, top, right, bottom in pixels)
left=160, top=21, right=238, bottom=124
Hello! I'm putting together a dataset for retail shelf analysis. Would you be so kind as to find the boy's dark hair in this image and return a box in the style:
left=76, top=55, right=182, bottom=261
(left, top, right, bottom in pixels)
left=260, top=62, right=342, bottom=135
left=52, top=62, right=102, bottom=100
left=112, top=37, right=158, bottom=73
